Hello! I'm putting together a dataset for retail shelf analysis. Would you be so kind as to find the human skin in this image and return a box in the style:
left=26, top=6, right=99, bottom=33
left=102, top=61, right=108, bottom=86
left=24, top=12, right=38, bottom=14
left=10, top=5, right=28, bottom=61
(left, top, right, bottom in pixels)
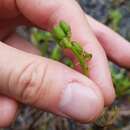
left=0, top=0, right=130, bottom=128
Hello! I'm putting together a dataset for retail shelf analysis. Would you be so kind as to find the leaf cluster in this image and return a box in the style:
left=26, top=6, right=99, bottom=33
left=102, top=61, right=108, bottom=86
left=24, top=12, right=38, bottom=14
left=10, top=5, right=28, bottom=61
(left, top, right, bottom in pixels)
left=51, top=21, right=92, bottom=75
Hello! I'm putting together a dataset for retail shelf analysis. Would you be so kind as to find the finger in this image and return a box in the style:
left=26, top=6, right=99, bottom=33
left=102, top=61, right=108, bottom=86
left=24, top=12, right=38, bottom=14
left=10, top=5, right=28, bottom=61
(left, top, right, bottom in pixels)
left=0, top=41, right=103, bottom=123
left=0, top=33, right=40, bottom=128
left=86, top=15, right=130, bottom=68
left=5, top=33, right=40, bottom=55
left=16, top=0, right=115, bottom=105
left=0, top=0, right=19, bottom=19
left=0, top=95, right=18, bottom=128
left=0, top=15, right=30, bottom=41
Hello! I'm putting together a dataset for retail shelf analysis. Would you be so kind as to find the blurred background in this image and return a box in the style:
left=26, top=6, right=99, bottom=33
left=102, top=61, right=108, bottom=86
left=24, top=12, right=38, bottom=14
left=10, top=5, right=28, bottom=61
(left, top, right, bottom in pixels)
left=2, top=0, right=130, bottom=130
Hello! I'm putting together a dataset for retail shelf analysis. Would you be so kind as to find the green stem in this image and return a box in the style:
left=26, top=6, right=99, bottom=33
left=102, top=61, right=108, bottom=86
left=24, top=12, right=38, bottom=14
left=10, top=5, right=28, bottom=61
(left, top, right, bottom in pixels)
left=71, top=47, right=88, bottom=76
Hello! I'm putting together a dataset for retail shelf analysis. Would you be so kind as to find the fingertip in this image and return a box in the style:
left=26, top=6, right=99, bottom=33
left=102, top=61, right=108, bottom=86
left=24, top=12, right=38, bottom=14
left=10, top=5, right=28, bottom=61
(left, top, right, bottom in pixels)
left=59, top=77, right=104, bottom=123
left=0, top=96, right=18, bottom=128
left=113, top=50, right=130, bottom=69
left=103, top=86, right=116, bottom=106
left=5, top=33, right=41, bottom=55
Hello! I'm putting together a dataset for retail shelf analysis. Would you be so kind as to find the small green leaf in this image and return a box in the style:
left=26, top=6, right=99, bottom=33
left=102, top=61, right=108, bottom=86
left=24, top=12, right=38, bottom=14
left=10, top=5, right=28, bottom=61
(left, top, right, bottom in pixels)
left=60, top=21, right=71, bottom=38
left=60, top=38, right=72, bottom=48
left=64, top=58, right=75, bottom=68
left=51, top=45, right=61, bottom=61
left=71, top=42, right=83, bottom=54
left=83, top=52, right=92, bottom=61
left=52, top=25, right=66, bottom=41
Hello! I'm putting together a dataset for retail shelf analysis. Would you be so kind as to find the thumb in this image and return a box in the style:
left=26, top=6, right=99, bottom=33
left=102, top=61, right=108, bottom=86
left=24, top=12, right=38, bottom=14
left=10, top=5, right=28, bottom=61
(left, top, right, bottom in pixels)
left=0, top=42, right=103, bottom=123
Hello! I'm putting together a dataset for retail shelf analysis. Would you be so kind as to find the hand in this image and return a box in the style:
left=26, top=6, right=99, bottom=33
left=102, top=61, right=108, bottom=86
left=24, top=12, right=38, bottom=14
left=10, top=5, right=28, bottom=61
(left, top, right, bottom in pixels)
left=0, top=0, right=130, bottom=127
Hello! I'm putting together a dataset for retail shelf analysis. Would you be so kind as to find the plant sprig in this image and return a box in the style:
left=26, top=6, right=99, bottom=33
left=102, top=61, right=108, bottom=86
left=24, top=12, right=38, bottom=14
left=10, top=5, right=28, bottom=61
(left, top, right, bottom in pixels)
left=31, top=21, right=130, bottom=128
left=32, top=21, right=92, bottom=75
left=51, top=21, right=92, bottom=76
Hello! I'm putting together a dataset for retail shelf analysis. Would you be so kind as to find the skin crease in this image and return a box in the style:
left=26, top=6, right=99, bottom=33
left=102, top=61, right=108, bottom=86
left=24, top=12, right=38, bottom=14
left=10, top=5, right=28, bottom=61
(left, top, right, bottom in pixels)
left=0, top=0, right=130, bottom=128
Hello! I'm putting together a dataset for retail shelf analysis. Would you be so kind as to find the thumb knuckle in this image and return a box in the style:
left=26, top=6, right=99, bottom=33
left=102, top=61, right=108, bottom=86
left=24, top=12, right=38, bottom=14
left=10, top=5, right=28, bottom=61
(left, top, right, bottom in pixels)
left=14, top=60, right=48, bottom=104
